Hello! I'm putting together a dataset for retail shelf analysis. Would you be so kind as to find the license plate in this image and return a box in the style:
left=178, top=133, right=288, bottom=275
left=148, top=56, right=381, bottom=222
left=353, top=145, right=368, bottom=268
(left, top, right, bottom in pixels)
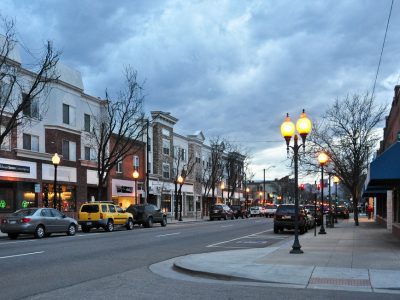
left=86, top=222, right=92, bottom=225
left=213, top=210, right=219, bottom=213
left=9, top=220, right=16, bottom=224
left=282, top=216, right=291, bottom=219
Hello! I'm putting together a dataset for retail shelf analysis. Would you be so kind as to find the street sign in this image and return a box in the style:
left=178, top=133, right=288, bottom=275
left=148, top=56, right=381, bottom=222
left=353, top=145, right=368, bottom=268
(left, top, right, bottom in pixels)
left=34, top=183, right=41, bottom=193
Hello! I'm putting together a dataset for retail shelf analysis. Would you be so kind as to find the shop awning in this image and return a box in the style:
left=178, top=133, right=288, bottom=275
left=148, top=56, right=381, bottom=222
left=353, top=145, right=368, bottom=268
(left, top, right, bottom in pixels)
left=363, top=141, right=400, bottom=196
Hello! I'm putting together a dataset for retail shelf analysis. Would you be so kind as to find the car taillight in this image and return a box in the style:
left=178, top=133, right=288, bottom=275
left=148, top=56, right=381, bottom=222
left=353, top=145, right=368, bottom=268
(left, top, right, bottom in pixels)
left=21, top=218, right=31, bottom=223
left=1, top=218, right=6, bottom=224
left=100, top=213, right=104, bottom=219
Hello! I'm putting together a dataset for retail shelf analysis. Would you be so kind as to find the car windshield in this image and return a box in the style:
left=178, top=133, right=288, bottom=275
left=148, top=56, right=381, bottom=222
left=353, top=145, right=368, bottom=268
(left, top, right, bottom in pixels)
left=12, top=209, right=38, bottom=216
left=212, top=205, right=223, bottom=210
left=267, top=205, right=277, bottom=209
left=337, top=207, right=347, bottom=211
left=276, top=205, right=295, bottom=214
left=81, top=205, right=99, bottom=213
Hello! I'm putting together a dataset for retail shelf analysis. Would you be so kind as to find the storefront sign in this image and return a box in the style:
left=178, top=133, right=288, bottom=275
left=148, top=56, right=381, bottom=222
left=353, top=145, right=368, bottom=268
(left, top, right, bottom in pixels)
left=0, top=200, right=6, bottom=208
left=117, top=186, right=133, bottom=193
left=0, top=163, right=30, bottom=173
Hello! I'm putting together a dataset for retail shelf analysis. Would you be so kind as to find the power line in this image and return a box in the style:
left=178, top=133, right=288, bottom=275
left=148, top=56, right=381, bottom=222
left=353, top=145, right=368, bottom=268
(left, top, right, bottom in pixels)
left=371, top=0, right=394, bottom=99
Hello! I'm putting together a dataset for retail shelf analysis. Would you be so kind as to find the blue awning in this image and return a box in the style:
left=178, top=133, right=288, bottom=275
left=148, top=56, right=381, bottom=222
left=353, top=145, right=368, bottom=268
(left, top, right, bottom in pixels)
left=363, top=141, right=400, bottom=196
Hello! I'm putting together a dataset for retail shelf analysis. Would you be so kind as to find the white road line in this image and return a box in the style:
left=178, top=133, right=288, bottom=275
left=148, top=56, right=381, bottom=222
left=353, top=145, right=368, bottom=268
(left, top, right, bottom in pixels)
left=221, top=225, right=233, bottom=228
left=206, top=229, right=272, bottom=247
left=0, top=240, right=37, bottom=246
left=156, top=232, right=181, bottom=237
left=0, top=251, right=44, bottom=259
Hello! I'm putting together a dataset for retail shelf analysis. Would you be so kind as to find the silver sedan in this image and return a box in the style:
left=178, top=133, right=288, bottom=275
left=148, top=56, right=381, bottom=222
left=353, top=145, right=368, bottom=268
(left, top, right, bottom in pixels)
left=0, top=208, right=78, bottom=239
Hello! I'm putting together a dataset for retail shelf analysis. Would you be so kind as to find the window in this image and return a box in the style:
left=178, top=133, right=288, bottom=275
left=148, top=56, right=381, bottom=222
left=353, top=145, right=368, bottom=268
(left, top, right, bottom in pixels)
left=187, top=195, right=194, bottom=212
left=62, top=140, right=76, bottom=161
left=162, top=163, right=170, bottom=179
left=108, top=205, right=116, bottom=213
left=101, top=205, right=108, bottom=212
left=162, top=139, right=170, bottom=155
left=0, top=126, right=10, bottom=151
left=148, top=162, right=152, bottom=174
left=133, top=155, right=139, bottom=168
left=116, top=158, right=123, bottom=173
left=84, top=114, right=91, bottom=132
left=195, top=152, right=201, bottom=164
left=175, top=147, right=186, bottom=161
left=162, top=128, right=170, bottom=137
left=0, top=82, right=11, bottom=107
left=41, top=209, right=52, bottom=217
left=63, top=103, right=76, bottom=126
left=23, top=133, right=39, bottom=152
left=148, top=137, right=151, bottom=152
left=22, top=93, right=39, bottom=119
left=84, top=146, right=96, bottom=161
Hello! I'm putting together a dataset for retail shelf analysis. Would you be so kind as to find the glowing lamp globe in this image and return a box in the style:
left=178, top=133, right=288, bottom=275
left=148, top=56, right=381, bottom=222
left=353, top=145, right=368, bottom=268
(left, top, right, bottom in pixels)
left=280, top=114, right=295, bottom=139
left=133, top=170, right=139, bottom=179
left=333, top=175, right=340, bottom=184
left=318, top=152, right=329, bottom=166
left=52, top=153, right=60, bottom=165
left=296, top=109, right=312, bottom=137
left=177, top=175, right=184, bottom=184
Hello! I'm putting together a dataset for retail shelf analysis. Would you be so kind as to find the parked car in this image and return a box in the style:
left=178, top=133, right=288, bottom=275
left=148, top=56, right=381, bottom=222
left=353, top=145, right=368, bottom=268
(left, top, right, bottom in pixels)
left=209, top=204, right=234, bottom=220
left=265, top=204, right=278, bottom=218
left=126, top=204, right=167, bottom=227
left=0, top=208, right=78, bottom=239
left=250, top=206, right=263, bottom=217
left=304, top=209, right=315, bottom=229
left=274, top=204, right=307, bottom=234
left=229, top=205, right=248, bottom=219
left=335, top=205, right=350, bottom=219
left=78, top=202, right=134, bottom=232
left=304, top=204, right=322, bottom=226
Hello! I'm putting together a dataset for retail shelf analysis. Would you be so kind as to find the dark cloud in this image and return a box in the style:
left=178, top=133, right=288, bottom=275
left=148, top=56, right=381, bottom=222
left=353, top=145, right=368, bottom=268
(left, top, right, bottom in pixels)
left=2, top=0, right=400, bottom=179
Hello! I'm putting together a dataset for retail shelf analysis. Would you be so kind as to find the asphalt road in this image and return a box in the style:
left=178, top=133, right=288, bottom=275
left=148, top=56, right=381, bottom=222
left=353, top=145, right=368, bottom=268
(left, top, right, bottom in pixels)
left=0, top=217, right=396, bottom=300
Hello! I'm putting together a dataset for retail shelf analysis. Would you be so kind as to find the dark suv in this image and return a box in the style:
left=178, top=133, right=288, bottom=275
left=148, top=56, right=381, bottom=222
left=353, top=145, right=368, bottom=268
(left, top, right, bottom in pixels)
left=304, top=204, right=322, bottom=226
left=210, top=204, right=234, bottom=221
left=126, top=204, right=167, bottom=228
left=229, top=205, right=248, bottom=219
left=274, top=204, right=307, bottom=234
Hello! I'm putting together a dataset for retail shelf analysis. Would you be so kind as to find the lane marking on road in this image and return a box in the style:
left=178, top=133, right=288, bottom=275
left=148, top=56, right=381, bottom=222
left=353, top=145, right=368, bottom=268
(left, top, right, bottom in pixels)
left=0, top=239, right=37, bottom=246
left=221, top=225, right=233, bottom=228
left=156, top=232, right=181, bottom=237
left=0, top=251, right=44, bottom=259
left=206, top=229, right=273, bottom=248
left=76, top=233, right=103, bottom=237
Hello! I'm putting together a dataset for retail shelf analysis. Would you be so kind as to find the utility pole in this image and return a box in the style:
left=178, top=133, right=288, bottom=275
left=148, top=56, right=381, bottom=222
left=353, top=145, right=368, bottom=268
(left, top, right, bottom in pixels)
left=146, top=119, right=150, bottom=204
left=263, top=169, right=266, bottom=204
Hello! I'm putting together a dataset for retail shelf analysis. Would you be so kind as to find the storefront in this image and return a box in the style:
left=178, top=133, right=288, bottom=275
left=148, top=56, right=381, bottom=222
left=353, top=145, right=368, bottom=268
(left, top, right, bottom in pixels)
left=111, top=178, right=138, bottom=209
left=41, top=183, right=77, bottom=212
left=0, top=158, right=38, bottom=214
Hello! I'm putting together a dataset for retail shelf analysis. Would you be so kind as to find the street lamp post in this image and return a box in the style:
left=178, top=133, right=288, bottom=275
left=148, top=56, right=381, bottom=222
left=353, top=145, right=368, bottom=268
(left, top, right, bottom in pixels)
left=133, top=169, right=139, bottom=205
left=220, top=182, right=225, bottom=204
left=245, top=187, right=250, bottom=211
left=333, top=175, right=340, bottom=224
left=177, top=175, right=184, bottom=221
left=280, top=109, right=312, bottom=254
left=318, top=152, right=329, bottom=234
left=327, top=172, right=334, bottom=228
left=52, top=153, right=60, bottom=210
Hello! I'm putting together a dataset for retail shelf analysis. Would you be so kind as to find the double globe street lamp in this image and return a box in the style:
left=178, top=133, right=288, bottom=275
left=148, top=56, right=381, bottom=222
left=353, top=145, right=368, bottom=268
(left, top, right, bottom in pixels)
left=333, top=175, right=340, bottom=223
left=177, top=175, right=184, bottom=221
left=280, top=109, right=312, bottom=254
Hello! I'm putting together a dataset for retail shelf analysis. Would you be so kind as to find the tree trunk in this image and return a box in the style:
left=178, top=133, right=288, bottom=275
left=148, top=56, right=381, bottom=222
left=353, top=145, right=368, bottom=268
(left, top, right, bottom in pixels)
left=352, top=191, right=359, bottom=226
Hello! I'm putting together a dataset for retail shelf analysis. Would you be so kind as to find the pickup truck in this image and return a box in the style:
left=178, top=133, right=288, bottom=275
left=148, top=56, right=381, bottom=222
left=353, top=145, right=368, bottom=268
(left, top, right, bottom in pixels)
left=265, top=204, right=278, bottom=218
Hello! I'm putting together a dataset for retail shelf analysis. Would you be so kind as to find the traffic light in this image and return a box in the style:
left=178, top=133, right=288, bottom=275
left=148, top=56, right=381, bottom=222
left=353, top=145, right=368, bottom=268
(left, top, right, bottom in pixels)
left=299, top=183, right=305, bottom=191
left=317, top=183, right=321, bottom=190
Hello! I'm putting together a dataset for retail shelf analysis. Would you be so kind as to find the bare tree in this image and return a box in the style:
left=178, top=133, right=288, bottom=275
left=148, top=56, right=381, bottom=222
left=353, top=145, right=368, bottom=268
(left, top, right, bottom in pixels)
left=200, top=137, right=225, bottom=216
left=306, top=93, right=386, bottom=225
left=173, top=146, right=197, bottom=219
left=90, top=66, right=145, bottom=201
left=0, top=18, right=60, bottom=147
left=225, top=150, right=245, bottom=203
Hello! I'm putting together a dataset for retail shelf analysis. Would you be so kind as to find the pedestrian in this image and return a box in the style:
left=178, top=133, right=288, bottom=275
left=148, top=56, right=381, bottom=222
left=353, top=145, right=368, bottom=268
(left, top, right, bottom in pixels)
left=367, top=205, right=373, bottom=219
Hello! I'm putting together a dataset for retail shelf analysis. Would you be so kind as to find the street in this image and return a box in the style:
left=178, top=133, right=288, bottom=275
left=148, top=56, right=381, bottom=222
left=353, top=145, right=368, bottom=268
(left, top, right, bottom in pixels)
left=0, top=217, right=397, bottom=300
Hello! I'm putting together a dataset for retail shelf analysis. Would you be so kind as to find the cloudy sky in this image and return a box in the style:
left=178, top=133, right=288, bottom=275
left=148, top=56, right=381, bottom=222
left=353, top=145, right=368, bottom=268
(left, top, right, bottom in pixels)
left=2, top=0, right=400, bottom=181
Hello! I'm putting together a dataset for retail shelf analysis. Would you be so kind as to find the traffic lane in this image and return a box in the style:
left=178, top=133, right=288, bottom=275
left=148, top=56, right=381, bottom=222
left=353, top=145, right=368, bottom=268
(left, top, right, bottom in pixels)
left=0, top=218, right=274, bottom=299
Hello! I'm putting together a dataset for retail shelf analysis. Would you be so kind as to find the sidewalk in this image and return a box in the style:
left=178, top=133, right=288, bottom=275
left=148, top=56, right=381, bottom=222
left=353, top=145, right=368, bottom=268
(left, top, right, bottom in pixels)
left=173, top=216, right=400, bottom=293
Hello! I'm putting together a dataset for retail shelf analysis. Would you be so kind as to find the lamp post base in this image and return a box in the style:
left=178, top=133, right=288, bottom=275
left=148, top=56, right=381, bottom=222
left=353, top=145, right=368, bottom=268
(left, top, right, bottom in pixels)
left=178, top=217, right=183, bottom=221
left=290, top=247, right=304, bottom=254
left=319, top=228, right=327, bottom=234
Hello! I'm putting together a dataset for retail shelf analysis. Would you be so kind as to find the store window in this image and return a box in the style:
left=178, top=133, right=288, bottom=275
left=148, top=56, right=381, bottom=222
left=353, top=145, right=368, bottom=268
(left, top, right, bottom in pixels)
left=187, top=195, right=194, bottom=212
left=43, top=184, right=76, bottom=212
left=161, top=193, right=171, bottom=213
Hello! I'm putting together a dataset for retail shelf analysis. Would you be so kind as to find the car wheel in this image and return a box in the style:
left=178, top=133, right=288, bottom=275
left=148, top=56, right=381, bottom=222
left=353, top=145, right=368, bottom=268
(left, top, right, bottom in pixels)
left=274, top=225, right=279, bottom=234
left=67, top=224, right=76, bottom=236
left=105, top=220, right=114, bottom=232
left=146, top=217, right=153, bottom=228
left=161, top=216, right=167, bottom=227
left=81, top=226, right=90, bottom=233
left=8, top=233, right=18, bottom=239
left=35, top=225, right=45, bottom=239
left=126, top=219, right=134, bottom=230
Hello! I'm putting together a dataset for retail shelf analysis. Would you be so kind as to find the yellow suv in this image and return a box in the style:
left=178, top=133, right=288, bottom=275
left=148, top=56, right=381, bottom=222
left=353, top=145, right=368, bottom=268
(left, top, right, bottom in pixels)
left=78, top=202, right=134, bottom=232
